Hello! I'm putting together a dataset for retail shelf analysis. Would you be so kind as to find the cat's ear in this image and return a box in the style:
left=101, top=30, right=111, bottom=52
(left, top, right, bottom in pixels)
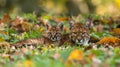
left=58, top=23, right=63, bottom=31
left=85, top=17, right=93, bottom=30
left=69, top=16, right=74, bottom=30
left=46, top=23, right=51, bottom=30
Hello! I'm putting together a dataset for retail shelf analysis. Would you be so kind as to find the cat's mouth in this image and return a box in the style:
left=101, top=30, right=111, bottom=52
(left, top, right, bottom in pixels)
left=51, top=37, right=57, bottom=41
left=76, top=39, right=89, bottom=46
left=76, top=39, right=84, bottom=45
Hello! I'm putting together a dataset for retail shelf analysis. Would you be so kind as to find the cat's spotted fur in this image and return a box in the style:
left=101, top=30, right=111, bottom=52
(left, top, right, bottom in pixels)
left=62, top=17, right=92, bottom=46
left=10, top=23, right=63, bottom=49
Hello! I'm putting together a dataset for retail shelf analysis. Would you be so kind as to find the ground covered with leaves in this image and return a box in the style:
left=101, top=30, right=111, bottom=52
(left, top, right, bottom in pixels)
left=0, top=13, right=120, bottom=67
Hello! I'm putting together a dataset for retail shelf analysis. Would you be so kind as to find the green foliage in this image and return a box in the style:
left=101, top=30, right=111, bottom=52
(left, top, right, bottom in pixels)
left=90, top=32, right=112, bottom=39
left=0, top=13, right=120, bottom=67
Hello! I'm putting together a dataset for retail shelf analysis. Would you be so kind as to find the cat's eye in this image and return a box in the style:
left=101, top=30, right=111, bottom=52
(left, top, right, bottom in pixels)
left=56, top=33, right=60, bottom=37
left=56, top=32, right=58, bottom=35
left=72, top=32, right=77, bottom=35
left=82, top=32, right=86, bottom=34
left=48, top=32, right=52, bottom=35
left=81, top=32, right=86, bottom=36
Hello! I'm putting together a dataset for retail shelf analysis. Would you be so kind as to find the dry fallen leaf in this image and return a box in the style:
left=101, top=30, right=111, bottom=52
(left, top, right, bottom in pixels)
left=10, top=16, right=33, bottom=33
left=53, top=17, right=68, bottom=23
left=97, top=37, right=120, bottom=47
left=11, top=16, right=24, bottom=26
left=0, top=30, right=8, bottom=35
left=0, top=13, right=10, bottom=24
left=37, top=17, right=49, bottom=26
left=88, top=53, right=95, bottom=61
left=111, top=28, right=120, bottom=35
left=0, top=41, right=10, bottom=54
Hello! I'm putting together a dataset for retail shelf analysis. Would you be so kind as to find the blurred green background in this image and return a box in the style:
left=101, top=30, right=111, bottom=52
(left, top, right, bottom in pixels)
left=0, top=0, right=120, bottom=16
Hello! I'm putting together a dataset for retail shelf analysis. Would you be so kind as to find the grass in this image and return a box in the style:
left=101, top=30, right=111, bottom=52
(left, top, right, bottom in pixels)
left=0, top=13, right=120, bottom=67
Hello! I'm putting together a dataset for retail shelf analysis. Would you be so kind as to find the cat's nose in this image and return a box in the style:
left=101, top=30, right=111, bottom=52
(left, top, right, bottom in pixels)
left=77, top=36, right=81, bottom=39
left=51, top=37, right=56, bottom=41
left=78, top=39, right=83, bottom=43
left=76, top=39, right=83, bottom=43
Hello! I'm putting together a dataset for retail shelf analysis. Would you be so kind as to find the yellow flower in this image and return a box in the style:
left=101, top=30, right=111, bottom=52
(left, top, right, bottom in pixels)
left=24, top=60, right=34, bottom=67
left=15, top=62, right=24, bottom=67
left=39, top=26, right=45, bottom=32
left=0, top=38, right=4, bottom=42
left=68, top=49, right=83, bottom=61
left=65, top=49, right=83, bottom=67
left=115, top=0, right=120, bottom=9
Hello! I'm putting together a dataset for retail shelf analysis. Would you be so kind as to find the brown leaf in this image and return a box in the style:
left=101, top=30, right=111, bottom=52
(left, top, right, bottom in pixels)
left=111, top=28, right=120, bottom=35
left=10, top=16, right=33, bottom=33
left=0, top=42, right=10, bottom=54
left=0, top=30, right=8, bottom=35
left=0, top=13, right=10, bottom=24
left=97, top=37, right=120, bottom=47
left=53, top=17, right=69, bottom=22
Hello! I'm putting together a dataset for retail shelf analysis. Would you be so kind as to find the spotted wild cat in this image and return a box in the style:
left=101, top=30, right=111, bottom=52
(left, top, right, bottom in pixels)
left=10, top=23, right=64, bottom=49
left=62, top=17, right=92, bottom=46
